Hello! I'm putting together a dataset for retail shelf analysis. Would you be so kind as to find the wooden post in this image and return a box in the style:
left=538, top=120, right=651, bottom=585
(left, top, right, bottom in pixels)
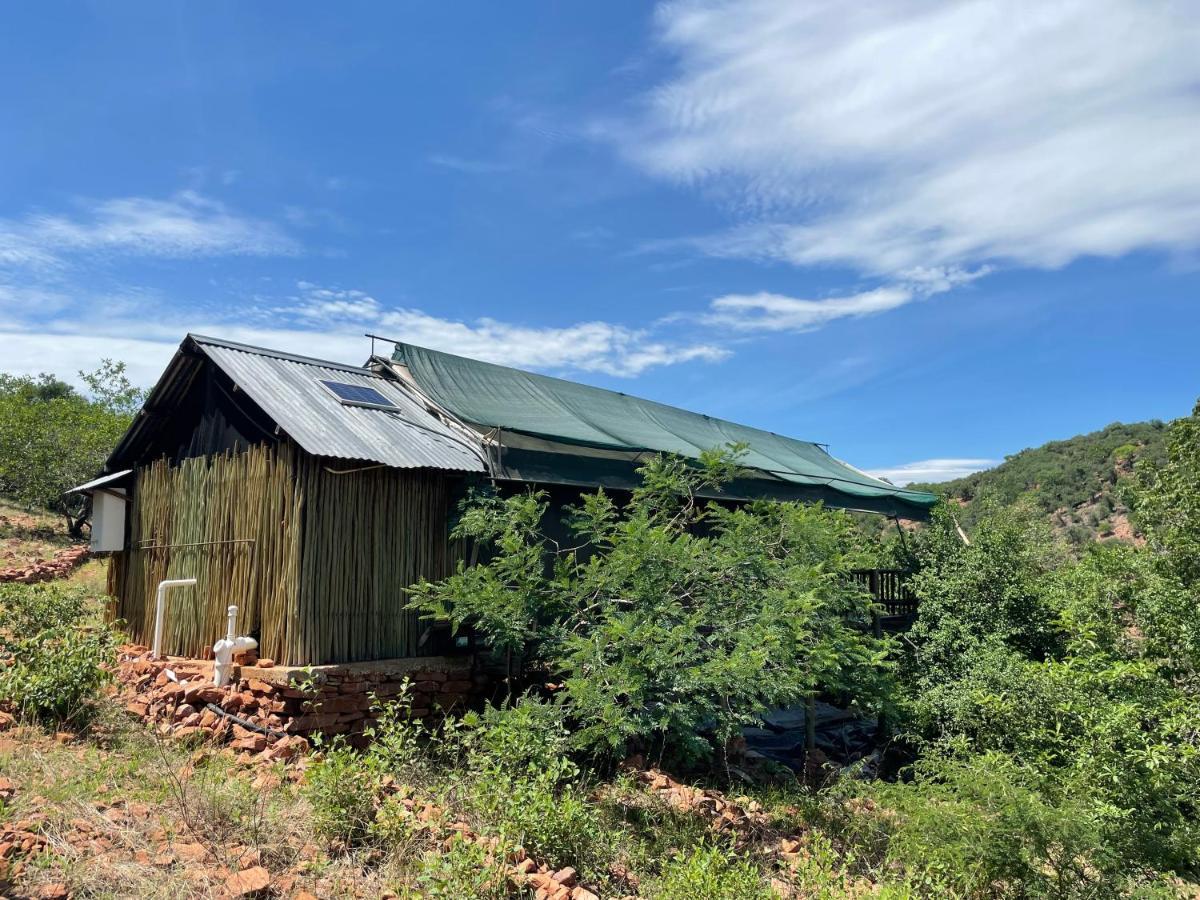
left=805, top=691, right=817, bottom=755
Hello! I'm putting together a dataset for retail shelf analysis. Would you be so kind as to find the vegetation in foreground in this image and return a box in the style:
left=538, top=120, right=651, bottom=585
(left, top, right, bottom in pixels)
left=0, top=396, right=1198, bottom=896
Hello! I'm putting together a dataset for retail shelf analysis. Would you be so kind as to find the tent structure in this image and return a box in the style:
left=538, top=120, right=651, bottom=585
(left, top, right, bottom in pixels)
left=388, top=341, right=936, bottom=518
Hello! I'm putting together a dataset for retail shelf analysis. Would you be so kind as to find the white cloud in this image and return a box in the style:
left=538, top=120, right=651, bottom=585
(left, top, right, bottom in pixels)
left=427, top=154, right=514, bottom=175
left=0, top=191, right=298, bottom=269
left=0, top=280, right=729, bottom=386
left=289, top=282, right=382, bottom=320
left=869, top=458, right=997, bottom=486
left=701, top=266, right=986, bottom=331
left=279, top=281, right=728, bottom=376
left=706, top=286, right=913, bottom=332
left=621, top=0, right=1200, bottom=275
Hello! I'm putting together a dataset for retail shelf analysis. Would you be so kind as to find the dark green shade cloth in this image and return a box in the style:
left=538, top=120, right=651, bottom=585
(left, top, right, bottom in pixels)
left=392, top=342, right=936, bottom=515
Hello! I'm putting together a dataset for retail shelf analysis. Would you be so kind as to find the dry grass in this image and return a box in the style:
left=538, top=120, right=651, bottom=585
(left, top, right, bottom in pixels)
left=0, top=712, right=411, bottom=899
left=0, top=498, right=75, bottom=571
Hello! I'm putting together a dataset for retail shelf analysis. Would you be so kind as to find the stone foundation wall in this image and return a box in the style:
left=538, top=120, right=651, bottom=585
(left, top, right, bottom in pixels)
left=116, top=646, right=492, bottom=758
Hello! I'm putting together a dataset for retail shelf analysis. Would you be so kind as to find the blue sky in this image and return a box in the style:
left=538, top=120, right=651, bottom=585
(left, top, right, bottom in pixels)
left=2, top=1, right=1198, bottom=483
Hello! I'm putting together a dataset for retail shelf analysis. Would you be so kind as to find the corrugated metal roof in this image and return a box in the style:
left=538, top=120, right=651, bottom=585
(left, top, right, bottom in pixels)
left=193, top=335, right=486, bottom=473
left=66, top=469, right=133, bottom=494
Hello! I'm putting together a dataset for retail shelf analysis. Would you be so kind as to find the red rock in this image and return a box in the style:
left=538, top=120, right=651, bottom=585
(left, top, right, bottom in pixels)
left=174, top=841, right=208, bottom=862
left=552, top=866, right=577, bottom=886
left=231, top=735, right=268, bottom=753
left=225, top=865, right=271, bottom=897
left=255, top=659, right=275, bottom=668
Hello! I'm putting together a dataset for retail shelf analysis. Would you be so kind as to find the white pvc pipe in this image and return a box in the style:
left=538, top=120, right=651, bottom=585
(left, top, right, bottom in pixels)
left=212, top=604, right=258, bottom=687
left=151, top=578, right=197, bottom=658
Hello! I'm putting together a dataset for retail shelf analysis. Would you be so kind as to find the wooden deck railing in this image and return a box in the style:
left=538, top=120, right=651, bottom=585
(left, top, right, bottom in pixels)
left=849, top=568, right=918, bottom=622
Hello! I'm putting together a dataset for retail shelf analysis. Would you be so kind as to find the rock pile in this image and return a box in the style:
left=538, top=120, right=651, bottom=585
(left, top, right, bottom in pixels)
left=115, top=646, right=487, bottom=756
left=116, top=647, right=308, bottom=763
left=0, top=544, right=90, bottom=584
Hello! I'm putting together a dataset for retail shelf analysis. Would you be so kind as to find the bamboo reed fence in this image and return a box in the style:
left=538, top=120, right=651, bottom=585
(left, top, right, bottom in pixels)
left=294, top=455, right=463, bottom=664
left=109, top=442, right=463, bottom=665
left=109, top=443, right=302, bottom=662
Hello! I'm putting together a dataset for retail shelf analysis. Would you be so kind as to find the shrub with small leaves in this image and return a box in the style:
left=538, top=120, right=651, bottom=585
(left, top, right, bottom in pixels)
left=413, top=834, right=518, bottom=899
left=302, top=737, right=378, bottom=847
left=651, top=843, right=773, bottom=900
left=0, top=582, right=116, bottom=725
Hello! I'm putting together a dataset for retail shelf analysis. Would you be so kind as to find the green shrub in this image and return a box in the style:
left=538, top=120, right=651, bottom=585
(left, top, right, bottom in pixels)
left=411, top=447, right=890, bottom=763
left=905, top=500, right=1065, bottom=695
left=454, top=698, right=616, bottom=882
left=413, top=834, right=519, bottom=899
left=651, top=843, right=772, bottom=900
left=0, top=582, right=116, bottom=725
left=860, top=753, right=1110, bottom=897
left=302, top=737, right=378, bottom=847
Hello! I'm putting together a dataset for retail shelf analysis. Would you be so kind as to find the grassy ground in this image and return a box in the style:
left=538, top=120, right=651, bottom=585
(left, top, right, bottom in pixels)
left=0, top=499, right=76, bottom=569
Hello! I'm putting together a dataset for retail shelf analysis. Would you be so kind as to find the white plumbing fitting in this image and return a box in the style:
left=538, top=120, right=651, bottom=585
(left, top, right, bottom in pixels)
left=213, top=604, right=257, bottom=687
left=151, top=578, right=197, bottom=659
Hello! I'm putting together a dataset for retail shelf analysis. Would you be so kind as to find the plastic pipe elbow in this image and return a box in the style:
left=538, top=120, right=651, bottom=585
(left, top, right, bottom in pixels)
left=212, top=635, right=258, bottom=687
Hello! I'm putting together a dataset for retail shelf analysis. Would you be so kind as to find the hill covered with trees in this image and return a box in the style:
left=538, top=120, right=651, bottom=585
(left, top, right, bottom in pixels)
left=912, top=420, right=1169, bottom=546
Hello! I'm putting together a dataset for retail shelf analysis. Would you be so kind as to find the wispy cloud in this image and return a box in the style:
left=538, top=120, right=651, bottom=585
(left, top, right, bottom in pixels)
left=0, top=191, right=299, bottom=269
left=701, top=266, right=986, bottom=332
left=869, top=458, right=997, bottom=486
left=282, top=281, right=729, bottom=377
left=1, top=279, right=730, bottom=385
left=427, top=154, right=514, bottom=175
left=617, top=0, right=1200, bottom=276
left=705, top=286, right=913, bottom=333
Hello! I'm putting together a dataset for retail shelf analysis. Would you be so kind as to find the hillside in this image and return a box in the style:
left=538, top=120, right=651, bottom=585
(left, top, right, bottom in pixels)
left=912, top=420, right=1168, bottom=545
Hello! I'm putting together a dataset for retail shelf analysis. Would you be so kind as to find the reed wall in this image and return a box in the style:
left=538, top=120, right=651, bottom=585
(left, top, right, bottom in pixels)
left=293, top=454, right=464, bottom=664
left=109, top=443, right=303, bottom=662
left=109, top=442, right=464, bottom=665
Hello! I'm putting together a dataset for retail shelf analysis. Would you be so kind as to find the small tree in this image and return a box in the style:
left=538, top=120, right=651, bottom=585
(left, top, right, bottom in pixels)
left=0, top=360, right=143, bottom=536
left=411, top=447, right=892, bottom=764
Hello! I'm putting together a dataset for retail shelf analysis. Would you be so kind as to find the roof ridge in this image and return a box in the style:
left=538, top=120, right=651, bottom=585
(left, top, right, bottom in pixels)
left=188, top=333, right=374, bottom=376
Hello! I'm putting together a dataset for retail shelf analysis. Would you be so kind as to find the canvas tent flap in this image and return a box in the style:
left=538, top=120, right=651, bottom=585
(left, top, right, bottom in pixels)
left=392, top=342, right=937, bottom=513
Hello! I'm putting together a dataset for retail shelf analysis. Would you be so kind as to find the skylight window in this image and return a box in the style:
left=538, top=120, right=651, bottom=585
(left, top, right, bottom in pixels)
left=319, top=380, right=400, bottom=411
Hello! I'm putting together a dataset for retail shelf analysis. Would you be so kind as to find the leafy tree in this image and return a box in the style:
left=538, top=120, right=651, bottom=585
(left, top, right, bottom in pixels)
left=1132, top=398, right=1200, bottom=587
left=0, top=360, right=143, bottom=536
left=411, top=447, right=891, bottom=764
left=903, top=498, right=1066, bottom=698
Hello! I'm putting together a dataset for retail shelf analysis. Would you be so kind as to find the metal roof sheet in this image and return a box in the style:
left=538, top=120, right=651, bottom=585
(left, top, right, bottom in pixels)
left=193, top=335, right=486, bottom=473
left=66, top=469, right=133, bottom=494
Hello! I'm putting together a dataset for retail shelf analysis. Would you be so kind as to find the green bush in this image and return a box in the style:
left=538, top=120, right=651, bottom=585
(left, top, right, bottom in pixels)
left=413, top=834, right=518, bottom=899
left=0, top=582, right=116, bottom=725
left=905, top=500, right=1065, bottom=696
left=0, top=362, right=143, bottom=535
left=860, top=753, right=1111, bottom=897
left=651, top=843, right=773, bottom=900
left=302, top=737, right=378, bottom=847
left=453, top=698, right=616, bottom=882
left=411, top=447, right=890, bottom=763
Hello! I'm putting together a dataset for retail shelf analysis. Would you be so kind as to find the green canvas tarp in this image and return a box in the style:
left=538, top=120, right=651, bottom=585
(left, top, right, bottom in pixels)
left=392, top=342, right=937, bottom=518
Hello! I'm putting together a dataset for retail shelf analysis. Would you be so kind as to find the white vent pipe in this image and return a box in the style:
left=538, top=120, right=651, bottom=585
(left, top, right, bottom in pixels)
left=213, top=604, right=258, bottom=687
left=151, top=578, right=197, bottom=658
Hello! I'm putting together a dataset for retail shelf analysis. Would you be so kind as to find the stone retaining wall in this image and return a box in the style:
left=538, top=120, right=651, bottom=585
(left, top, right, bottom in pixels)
left=115, top=646, right=491, bottom=758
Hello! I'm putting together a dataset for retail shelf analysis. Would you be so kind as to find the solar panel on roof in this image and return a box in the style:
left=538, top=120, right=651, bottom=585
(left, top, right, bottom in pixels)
left=319, top=380, right=399, bottom=410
